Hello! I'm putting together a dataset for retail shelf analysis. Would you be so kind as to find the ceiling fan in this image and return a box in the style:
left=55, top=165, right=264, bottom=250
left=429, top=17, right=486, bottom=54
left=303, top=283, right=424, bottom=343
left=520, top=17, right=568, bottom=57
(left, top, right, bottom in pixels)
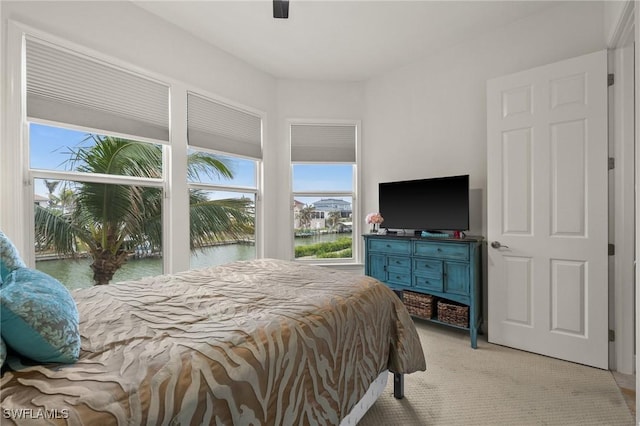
left=273, top=0, right=289, bottom=19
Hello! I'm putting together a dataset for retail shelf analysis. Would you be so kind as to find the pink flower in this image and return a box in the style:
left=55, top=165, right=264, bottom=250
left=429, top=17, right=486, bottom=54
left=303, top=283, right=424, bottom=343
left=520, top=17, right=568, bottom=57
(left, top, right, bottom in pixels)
left=366, top=212, right=384, bottom=225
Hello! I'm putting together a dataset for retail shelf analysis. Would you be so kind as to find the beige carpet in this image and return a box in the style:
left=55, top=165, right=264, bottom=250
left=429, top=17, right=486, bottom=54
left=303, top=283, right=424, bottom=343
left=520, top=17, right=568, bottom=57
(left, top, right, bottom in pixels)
left=359, top=320, right=635, bottom=425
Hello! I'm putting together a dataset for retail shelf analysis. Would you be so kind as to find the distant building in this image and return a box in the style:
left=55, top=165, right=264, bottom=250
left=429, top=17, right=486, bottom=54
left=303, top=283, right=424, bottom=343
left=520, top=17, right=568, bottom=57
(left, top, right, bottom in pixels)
left=336, top=222, right=352, bottom=232
left=312, top=198, right=351, bottom=217
left=293, top=198, right=352, bottom=230
left=34, top=194, right=49, bottom=207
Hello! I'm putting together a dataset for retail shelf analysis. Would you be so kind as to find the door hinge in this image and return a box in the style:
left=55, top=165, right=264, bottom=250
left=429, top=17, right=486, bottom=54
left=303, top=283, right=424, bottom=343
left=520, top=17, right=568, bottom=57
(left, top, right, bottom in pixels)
left=608, top=73, right=614, bottom=86
left=608, top=244, right=615, bottom=256
left=608, top=157, right=615, bottom=170
left=609, top=329, right=615, bottom=342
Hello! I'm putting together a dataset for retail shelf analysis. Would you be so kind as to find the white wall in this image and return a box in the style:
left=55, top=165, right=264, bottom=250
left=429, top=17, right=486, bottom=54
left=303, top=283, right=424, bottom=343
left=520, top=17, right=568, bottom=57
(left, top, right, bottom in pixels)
left=362, top=1, right=606, bottom=238
left=0, top=1, right=283, bottom=258
left=277, top=80, right=364, bottom=120
left=274, top=80, right=364, bottom=259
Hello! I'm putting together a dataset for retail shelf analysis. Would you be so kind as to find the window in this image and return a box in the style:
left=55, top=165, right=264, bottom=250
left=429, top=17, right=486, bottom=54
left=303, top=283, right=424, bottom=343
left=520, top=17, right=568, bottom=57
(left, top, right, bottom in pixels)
left=290, top=123, right=358, bottom=261
left=186, top=93, right=262, bottom=268
left=30, top=124, right=165, bottom=289
left=24, top=34, right=169, bottom=289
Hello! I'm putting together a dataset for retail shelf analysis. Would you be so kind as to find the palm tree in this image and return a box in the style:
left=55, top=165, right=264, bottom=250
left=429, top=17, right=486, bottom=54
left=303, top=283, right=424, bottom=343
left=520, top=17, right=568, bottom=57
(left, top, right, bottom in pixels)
left=57, top=187, right=75, bottom=216
left=35, top=135, right=254, bottom=285
left=43, top=179, right=59, bottom=208
left=326, top=211, right=342, bottom=230
left=296, top=205, right=314, bottom=230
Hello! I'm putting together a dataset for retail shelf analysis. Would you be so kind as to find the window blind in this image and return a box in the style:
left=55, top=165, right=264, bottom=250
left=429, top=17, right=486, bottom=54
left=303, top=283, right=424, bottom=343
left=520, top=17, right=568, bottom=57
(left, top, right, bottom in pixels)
left=187, top=93, right=262, bottom=159
left=25, top=36, right=170, bottom=142
left=290, top=124, right=356, bottom=162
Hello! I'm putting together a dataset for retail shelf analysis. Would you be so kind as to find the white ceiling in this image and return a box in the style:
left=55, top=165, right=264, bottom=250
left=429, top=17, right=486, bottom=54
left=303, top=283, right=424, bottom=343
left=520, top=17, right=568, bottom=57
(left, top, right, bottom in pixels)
left=133, top=0, right=561, bottom=81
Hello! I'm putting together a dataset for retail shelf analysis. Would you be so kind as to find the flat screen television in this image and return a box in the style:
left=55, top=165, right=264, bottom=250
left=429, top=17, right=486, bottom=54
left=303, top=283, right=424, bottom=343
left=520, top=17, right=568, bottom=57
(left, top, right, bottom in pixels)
left=378, top=174, right=469, bottom=233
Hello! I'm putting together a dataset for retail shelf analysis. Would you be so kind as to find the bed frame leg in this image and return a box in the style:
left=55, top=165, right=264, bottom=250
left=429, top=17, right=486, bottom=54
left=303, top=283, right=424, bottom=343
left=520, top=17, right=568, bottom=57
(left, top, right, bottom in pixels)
left=393, top=373, right=404, bottom=399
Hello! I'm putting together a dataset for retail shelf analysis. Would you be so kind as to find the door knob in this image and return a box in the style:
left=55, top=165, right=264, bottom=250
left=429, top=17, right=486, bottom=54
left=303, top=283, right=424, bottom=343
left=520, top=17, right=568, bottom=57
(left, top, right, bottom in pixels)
left=491, top=241, right=509, bottom=249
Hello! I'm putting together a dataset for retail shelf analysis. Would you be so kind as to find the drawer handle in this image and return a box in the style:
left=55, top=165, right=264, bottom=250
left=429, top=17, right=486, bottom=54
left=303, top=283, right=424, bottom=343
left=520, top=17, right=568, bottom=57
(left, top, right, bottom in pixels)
left=437, top=248, right=442, bottom=252
left=395, top=260, right=401, bottom=264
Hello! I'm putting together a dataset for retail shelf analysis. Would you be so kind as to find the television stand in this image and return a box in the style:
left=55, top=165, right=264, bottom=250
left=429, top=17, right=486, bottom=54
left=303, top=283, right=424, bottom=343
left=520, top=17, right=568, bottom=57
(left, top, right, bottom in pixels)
left=364, top=234, right=483, bottom=348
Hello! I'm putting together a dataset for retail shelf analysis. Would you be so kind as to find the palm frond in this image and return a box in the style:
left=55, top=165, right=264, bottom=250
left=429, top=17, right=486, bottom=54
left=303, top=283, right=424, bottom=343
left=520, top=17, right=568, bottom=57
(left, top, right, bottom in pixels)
left=187, top=151, right=234, bottom=181
left=69, top=136, right=162, bottom=178
left=75, top=182, right=135, bottom=228
left=122, top=186, right=163, bottom=250
left=34, top=205, right=92, bottom=254
left=189, top=197, right=254, bottom=249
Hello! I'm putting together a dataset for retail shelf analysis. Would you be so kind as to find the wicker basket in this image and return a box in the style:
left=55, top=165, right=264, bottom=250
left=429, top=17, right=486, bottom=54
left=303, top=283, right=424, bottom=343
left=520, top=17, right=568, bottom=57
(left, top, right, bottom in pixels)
left=403, top=291, right=435, bottom=319
left=437, top=300, right=469, bottom=328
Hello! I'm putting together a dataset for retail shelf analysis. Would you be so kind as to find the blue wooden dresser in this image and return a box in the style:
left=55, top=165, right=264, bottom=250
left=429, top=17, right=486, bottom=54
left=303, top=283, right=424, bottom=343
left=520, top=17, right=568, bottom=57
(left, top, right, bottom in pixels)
left=364, top=234, right=483, bottom=348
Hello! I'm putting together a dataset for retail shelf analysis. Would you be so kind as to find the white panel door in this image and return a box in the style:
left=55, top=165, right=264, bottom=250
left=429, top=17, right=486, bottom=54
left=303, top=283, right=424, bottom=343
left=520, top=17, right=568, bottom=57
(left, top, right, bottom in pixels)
left=487, top=50, right=608, bottom=369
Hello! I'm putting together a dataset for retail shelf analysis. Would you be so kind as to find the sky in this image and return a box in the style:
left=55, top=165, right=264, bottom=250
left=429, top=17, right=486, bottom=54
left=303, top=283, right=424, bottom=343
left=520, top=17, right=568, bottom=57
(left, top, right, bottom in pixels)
left=30, top=123, right=353, bottom=203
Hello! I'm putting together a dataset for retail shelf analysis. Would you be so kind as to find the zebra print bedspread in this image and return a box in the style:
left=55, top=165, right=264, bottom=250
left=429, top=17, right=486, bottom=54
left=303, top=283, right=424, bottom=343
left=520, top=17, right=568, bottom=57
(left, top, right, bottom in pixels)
left=0, top=259, right=426, bottom=425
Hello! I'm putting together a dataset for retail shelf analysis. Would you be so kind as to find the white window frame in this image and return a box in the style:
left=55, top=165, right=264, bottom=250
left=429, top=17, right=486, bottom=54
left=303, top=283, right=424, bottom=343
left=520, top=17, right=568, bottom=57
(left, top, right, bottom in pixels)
left=289, top=119, right=361, bottom=265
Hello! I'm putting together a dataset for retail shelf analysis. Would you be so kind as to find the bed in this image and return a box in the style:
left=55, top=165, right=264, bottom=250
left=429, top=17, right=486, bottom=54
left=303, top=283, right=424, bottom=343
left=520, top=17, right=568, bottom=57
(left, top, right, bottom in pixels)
left=0, top=258, right=426, bottom=425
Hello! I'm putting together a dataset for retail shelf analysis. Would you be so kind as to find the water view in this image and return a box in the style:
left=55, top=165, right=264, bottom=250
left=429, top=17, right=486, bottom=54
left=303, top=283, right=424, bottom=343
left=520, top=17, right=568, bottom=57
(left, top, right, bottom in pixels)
left=38, top=233, right=351, bottom=291
left=37, top=243, right=254, bottom=291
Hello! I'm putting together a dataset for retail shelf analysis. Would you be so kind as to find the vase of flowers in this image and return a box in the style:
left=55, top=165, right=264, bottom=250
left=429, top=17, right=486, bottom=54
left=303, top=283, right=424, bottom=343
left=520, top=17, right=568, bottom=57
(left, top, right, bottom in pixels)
left=366, top=212, right=384, bottom=233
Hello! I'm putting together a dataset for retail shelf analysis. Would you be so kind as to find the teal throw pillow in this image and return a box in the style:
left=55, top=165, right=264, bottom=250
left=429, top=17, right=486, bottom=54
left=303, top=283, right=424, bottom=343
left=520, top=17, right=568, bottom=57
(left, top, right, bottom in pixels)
left=0, top=231, right=26, bottom=282
left=0, top=267, right=80, bottom=363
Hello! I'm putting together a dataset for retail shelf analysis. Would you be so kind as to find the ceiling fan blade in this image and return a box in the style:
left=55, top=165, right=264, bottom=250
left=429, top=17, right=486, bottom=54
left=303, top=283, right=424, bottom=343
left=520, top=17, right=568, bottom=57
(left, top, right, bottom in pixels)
left=273, top=0, right=289, bottom=19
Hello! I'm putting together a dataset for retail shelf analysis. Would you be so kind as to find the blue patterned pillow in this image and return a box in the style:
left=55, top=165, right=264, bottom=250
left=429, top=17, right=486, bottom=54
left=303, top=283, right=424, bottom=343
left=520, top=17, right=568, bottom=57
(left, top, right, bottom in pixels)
left=0, top=231, right=26, bottom=283
left=0, top=267, right=80, bottom=363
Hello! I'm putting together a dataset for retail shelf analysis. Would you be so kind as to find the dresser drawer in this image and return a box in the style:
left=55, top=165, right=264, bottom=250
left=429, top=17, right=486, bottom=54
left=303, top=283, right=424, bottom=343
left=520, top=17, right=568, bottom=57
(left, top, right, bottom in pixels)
left=413, top=258, right=443, bottom=276
left=413, top=274, right=443, bottom=292
left=369, top=239, right=411, bottom=255
left=388, top=256, right=411, bottom=269
left=413, top=241, right=469, bottom=261
left=387, top=271, right=412, bottom=287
